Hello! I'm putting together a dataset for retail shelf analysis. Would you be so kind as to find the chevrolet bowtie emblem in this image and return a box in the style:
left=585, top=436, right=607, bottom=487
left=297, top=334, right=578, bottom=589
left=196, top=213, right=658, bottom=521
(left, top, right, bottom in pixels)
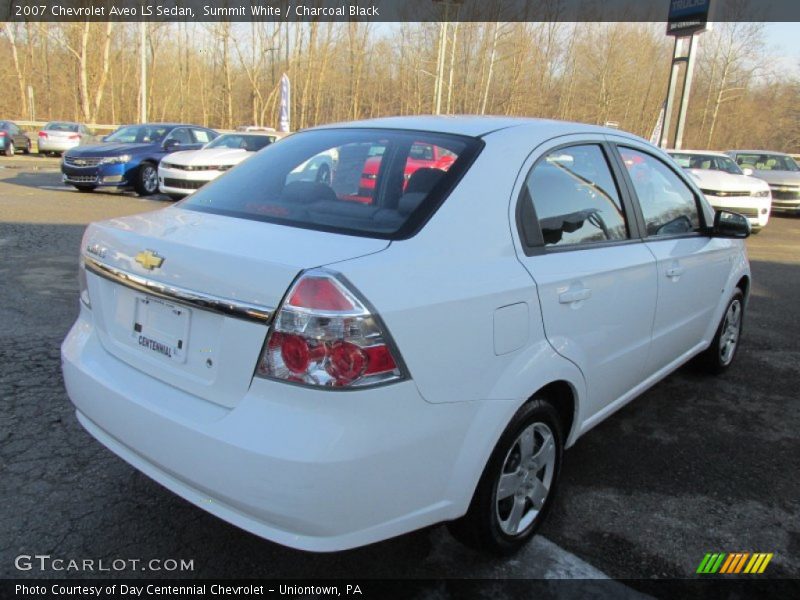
left=134, top=250, right=164, bottom=270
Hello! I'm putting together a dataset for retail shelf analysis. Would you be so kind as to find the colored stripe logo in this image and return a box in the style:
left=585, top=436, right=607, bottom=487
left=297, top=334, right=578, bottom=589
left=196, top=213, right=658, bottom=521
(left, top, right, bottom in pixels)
left=697, top=552, right=773, bottom=574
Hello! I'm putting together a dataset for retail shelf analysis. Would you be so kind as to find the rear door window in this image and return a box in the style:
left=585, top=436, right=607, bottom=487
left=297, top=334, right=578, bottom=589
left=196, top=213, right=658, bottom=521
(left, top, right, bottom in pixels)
left=181, top=128, right=481, bottom=239
left=522, top=144, right=630, bottom=247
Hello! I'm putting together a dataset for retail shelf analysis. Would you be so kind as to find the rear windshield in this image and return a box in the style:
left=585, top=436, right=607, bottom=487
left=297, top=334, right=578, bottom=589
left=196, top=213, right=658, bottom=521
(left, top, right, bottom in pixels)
left=180, top=128, right=481, bottom=239
left=45, top=122, right=79, bottom=132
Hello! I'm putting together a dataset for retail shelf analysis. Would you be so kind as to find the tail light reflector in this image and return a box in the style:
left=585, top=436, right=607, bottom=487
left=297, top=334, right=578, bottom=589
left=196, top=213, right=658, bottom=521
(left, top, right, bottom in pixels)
left=38, top=131, right=47, bottom=138
left=256, top=270, right=406, bottom=388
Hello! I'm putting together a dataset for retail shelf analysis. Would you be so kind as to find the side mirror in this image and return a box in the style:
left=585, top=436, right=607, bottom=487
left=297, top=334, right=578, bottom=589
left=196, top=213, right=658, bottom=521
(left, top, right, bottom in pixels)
left=742, top=167, right=754, bottom=176
left=163, top=139, right=180, bottom=151
left=713, top=210, right=751, bottom=239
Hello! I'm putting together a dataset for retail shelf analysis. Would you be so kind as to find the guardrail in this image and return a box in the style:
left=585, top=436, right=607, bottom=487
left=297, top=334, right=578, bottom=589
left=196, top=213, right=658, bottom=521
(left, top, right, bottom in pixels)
left=12, top=121, right=119, bottom=132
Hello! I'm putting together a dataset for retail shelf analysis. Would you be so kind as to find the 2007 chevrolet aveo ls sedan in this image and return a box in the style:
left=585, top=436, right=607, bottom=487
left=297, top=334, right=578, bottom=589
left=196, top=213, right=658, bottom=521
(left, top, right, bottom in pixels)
left=62, top=116, right=751, bottom=554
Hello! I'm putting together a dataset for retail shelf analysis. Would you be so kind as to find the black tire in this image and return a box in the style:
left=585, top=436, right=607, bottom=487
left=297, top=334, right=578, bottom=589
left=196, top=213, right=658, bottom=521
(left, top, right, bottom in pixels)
left=697, top=288, right=744, bottom=375
left=316, top=163, right=331, bottom=184
left=447, top=398, right=563, bottom=555
left=22, top=140, right=31, bottom=154
left=134, top=162, right=159, bottom=196
left=74, top=185, right=96, bottom=193
left=4, top=141, right=14, bottom=157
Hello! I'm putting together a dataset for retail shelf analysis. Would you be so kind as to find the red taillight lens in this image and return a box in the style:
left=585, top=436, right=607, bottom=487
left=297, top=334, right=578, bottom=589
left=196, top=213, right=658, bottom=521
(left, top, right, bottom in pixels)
left=38, top=131, right=47, bottom=138
left=0, top=132, right=6, bottom=137
left=327, top=341, right=367, bottom=384
left=287, top=276, right=355, bottom=311
left=256, top=270, right=405, bottom=388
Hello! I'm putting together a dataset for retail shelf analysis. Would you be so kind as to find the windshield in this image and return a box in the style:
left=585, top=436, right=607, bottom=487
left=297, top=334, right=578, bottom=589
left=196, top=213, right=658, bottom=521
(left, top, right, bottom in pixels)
left=105, top=125, right=170, bottom=144
left=205, top=134, right=274, bottom=152
left=181, top=128, right=481, bottom=239
left=733, top=153, right=799, bottom=172
left=671, top=153, right=742, bottom=175
left=44, top=122, right=79, bottom=132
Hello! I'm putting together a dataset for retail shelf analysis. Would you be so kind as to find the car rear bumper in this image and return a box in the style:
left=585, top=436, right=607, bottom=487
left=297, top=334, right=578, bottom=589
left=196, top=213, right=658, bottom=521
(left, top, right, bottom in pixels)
left=39, top=139, right=80, bottom=153
left=61, top=306, right=508, bottom=551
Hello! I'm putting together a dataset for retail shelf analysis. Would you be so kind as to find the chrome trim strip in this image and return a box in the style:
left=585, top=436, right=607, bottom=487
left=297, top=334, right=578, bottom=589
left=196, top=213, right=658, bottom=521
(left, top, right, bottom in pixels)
left=84, top=257, right=273, bottom=324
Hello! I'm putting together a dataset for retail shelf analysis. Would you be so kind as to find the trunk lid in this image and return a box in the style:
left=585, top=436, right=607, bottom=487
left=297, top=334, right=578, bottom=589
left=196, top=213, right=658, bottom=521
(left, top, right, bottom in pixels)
left=83, top=207, right=389, bottom=407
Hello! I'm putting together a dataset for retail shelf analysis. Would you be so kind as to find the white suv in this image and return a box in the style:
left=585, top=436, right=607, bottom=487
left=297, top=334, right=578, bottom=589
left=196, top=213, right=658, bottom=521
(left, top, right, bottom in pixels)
left=62, top=117, right=751, bottom=554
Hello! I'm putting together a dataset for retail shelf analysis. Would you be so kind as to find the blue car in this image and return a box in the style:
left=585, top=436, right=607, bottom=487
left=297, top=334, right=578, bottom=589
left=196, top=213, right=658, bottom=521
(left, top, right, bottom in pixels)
left=61, top=123, right=218, bottom=195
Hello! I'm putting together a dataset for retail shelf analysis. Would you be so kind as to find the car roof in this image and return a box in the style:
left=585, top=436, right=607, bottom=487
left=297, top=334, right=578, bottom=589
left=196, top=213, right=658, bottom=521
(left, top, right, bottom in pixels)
left=668, top=149, right=731, bottom=158
left=119, top=123, right=209, bottom=129
left=219, top=131, right=275, bottom=137
left=310, top=115, right=628, bottom=139
left=726, top=149, right=790, bottom=156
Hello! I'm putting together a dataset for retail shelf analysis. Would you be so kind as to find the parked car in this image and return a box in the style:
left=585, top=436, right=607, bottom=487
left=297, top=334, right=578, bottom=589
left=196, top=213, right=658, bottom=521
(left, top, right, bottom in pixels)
left=63, top=116, right=751, bottom=555
left=38, top=121, right=94, bottom=156
left=158, top=132, right=276, bottom=200
left=726, top=150, right=800, bottom=214
left=61, top=123, right=218, bottom=195
left=669, top=150, right=771, bottom=231
left=0, top=120, right=32, bottom=156
left=357, top=141, right=457, bottom=202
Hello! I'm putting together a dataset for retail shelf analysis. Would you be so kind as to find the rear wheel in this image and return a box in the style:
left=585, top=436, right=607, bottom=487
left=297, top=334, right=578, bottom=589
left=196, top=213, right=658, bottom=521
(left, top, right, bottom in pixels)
left=134, top=162, right=158, bottom=196
left=74, top=185, right=96, bottom=193
left=697, top=288, right=744, bottom=374
left=22, top=140, right=31, bottom=154
left=4, top=141, right=14, bottom=157
left=447, top=398, right=563, bottom=555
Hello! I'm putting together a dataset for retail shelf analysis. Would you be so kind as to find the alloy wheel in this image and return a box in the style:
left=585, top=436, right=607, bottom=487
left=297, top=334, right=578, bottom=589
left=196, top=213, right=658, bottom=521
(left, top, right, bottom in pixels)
left=495, top=422, right=556, bottom=536
left=719, top=298, right=742, bottom=366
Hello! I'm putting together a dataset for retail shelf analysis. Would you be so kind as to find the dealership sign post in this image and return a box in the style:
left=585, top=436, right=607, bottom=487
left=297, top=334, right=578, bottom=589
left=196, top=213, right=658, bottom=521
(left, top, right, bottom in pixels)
left=660, top=0, right=714, bottom=150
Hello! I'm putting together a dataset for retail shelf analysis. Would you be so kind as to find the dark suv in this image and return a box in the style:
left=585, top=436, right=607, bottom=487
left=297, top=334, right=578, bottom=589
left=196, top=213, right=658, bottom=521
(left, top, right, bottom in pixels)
left=61, top=123, right=218, bottom=195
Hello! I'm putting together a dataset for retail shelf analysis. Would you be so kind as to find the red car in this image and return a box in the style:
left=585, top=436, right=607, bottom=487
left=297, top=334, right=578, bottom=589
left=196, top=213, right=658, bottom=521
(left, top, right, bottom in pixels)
left=355, top=141, right=457, bottom=203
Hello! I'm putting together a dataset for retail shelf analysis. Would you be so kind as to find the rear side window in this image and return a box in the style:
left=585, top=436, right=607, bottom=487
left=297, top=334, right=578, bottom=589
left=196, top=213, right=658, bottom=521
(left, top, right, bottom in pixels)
left=181, top=128, right=481, bottom=239
left=522, top=144, right=629, bottom=247
left=619, top=148, right=701, bottom=237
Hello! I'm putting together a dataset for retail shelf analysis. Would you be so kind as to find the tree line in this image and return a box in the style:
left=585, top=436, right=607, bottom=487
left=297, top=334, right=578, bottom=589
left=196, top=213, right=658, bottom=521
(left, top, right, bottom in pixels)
left=1, top=20, right=797, bottom=151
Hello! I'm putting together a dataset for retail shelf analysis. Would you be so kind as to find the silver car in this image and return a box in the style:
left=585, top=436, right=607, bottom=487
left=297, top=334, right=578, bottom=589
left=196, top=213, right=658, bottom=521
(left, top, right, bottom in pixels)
left=727, top=150, right=800, bottom=214
left=38, top=121, right=93, bottom=156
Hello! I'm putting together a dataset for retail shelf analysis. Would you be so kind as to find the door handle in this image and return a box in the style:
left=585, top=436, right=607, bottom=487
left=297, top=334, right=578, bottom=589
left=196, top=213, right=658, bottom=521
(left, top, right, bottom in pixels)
left=559, top=288, right=592, bottom=304
left=666, top=266, right=685, bottom=278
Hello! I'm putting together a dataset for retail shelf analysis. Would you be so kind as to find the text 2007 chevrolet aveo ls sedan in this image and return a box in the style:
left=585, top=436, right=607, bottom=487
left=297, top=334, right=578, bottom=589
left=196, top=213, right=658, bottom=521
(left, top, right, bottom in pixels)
left=62, top=117, right=751, bottom=554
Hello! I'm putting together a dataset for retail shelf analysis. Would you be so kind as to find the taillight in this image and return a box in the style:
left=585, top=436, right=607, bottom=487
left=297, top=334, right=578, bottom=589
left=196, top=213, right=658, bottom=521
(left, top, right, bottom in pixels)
left=38, top=131, right=47, bottom=138
left=255, top=270, right=406, bottom=388
left=0, top=132, right=6, bottom=137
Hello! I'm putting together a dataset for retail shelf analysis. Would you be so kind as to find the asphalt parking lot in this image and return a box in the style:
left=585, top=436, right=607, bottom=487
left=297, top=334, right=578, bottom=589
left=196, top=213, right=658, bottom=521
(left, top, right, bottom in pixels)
left=1, top=156, right=798, bottom=587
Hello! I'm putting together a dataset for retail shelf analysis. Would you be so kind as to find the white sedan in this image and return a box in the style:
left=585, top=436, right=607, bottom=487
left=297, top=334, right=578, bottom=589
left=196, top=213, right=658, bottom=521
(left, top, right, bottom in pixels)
left=63, top=116, right=751, bottom=554
left=669, top=150, right=771, bottom=231
left=158, top=132, right=276, bottom=200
